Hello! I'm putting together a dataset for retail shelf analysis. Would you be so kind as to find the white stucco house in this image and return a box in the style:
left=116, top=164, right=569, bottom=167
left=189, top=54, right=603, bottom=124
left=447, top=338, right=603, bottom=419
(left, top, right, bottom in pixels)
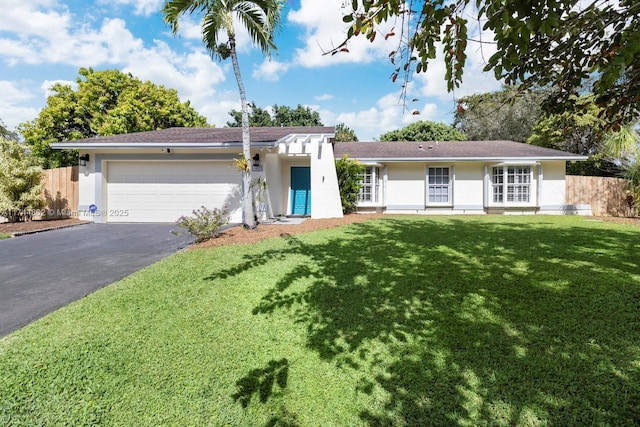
left=51, top=126, right=343, bottom=223
left=334, top=140, right=588, bottom=215
left=51, top=127, right=588, bottom=223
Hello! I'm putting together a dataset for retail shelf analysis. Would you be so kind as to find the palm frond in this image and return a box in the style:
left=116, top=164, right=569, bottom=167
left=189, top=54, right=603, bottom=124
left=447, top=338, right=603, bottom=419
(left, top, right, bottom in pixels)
left=162, top=0, right=210, bottom=34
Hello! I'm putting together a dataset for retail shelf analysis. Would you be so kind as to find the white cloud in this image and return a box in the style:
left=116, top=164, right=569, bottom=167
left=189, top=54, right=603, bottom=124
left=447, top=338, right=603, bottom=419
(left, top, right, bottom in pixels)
left=0, top=81, right=39, bottom=129
left=287, top=0, right=401, bottom=68
left=315, top=94, right=333, bottom=101
left=318, top=89, right=445, bottom=141
left=177, top=16, right=206, bottom=40
left=0, top=0, right=70, bottom=39
left=102, top=0, right=164, bottom=16
left=252, top=59, right=290, bottom=82
left=123, top=45, right=227, bottom=125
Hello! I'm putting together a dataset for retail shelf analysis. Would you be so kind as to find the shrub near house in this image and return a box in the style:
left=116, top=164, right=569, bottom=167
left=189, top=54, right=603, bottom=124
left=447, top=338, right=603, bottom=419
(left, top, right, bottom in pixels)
left=0, top=137, right=45, bottom=222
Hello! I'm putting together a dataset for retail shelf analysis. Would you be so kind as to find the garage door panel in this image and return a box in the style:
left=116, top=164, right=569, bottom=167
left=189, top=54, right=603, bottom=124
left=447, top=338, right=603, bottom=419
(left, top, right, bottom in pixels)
left=107, top=161, right=242, bottom=223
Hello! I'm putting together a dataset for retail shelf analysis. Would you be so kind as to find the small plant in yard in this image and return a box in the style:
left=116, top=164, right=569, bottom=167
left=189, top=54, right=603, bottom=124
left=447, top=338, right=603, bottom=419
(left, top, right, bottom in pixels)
left=0, top=232, right=10, bottom=240
left=173, top=205, right=230, bottom=242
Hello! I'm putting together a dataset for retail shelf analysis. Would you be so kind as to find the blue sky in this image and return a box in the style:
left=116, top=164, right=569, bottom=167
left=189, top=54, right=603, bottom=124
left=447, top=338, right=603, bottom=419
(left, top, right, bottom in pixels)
left=1, top=0, right=502, bottom=140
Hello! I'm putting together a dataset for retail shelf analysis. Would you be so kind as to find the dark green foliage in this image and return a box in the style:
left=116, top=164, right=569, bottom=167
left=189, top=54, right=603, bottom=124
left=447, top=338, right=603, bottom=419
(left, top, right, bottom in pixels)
left=335, top=155, right=364, bottom=213
left=19, top=68, right=209, bottom=169
left=335, top=122, right=358, bottom=142
left=173, top=205, right=230, bottom=243
left=454, top=86, right=547, bottom=142
left=227, top=103, right=323, bottom=127
left=528, top=95, right=622, bottom=176
left=380, top=120, right=466, bottom=141
left=625, top=161, right=640, bottom=216
left=226, top=102, right=274, bottom=127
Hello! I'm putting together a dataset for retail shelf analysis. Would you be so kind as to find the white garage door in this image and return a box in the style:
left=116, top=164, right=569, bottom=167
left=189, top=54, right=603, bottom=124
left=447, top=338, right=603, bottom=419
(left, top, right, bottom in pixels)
left=107, top=161, right=242, bottom=223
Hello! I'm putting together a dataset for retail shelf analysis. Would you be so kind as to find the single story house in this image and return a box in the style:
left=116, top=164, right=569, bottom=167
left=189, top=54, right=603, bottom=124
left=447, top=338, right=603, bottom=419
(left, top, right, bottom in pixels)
left=52, top=127, right=588, bottom=223
left=334, top=140, right=588, bottom=215
left=51, top=127, right=343, bottom=223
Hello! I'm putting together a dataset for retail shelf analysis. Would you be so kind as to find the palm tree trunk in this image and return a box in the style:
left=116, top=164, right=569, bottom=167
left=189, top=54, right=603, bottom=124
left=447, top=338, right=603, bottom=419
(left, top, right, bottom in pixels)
left=229, top=36, right=256, bottom=229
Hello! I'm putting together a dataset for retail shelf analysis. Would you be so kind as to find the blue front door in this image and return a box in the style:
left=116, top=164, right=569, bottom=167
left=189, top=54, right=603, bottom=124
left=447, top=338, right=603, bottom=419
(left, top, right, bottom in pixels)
left=290, top=167, right=311, bottom=215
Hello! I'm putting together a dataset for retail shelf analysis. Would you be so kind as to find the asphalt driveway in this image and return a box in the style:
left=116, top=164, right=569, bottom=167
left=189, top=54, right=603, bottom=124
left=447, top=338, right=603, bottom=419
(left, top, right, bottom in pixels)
left=0, top=223, right=194, bottom=338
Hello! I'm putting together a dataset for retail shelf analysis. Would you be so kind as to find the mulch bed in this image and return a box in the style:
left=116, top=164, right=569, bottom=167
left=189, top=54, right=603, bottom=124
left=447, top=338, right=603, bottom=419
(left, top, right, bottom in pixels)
left=0, top=218, right=88, bottom=235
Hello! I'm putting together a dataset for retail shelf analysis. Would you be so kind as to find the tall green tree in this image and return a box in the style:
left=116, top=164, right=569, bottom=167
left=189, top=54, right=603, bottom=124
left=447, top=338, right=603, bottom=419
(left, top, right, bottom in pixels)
left=333, top=0, right=640, bottom=127
left=163, top=0, right=284, bottom=229
left=272, top=104, right=322, bottom=127
left=19, top=68, right=208, bottom=169
left=603, top=125, right=640, bottom=212
left=0, top=119, right=18, bottom=141
left=226, top=102, right=274, bottom=127
left=454, top=86, right=547, bottom=142
left=335, top=123, right=359, bottom=142
left=0, top=137, right=45, bottom=222
left=380, top=120, right=466, bottom=142
left=527, top=95, right=619, bottom=176
left=227, top=103, right=322, bottom=127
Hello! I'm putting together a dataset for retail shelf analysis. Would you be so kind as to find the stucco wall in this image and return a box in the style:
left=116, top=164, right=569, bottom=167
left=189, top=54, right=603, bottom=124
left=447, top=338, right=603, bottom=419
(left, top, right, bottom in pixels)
left=539, top=161, right=567, bottom=208
left=385, top=163, right=426, bottom=208
left=451, top=162, right=484, bottom=209
left=310, top=139, right=343, bottom=219
left=264, top=152, right=284, bottom=217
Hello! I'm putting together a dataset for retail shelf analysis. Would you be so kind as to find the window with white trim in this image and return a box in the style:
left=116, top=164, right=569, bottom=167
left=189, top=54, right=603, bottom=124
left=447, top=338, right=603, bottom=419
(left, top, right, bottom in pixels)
left=427, top=166, right=451, bottom=204
left=358, top=166, right=380, bottom=204
left=491, top=166, right=531, bottom=204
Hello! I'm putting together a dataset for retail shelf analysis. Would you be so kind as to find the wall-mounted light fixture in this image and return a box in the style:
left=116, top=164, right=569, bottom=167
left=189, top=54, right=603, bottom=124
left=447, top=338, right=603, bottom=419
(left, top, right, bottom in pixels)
left=79, top=154, right=90, bottom=166
left=252, top=153, right=260, bottom=167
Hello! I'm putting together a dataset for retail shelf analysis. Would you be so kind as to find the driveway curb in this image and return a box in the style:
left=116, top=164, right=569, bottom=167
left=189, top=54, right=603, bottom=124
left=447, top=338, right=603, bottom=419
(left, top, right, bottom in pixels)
left=11, top=221, right=91, bottom=237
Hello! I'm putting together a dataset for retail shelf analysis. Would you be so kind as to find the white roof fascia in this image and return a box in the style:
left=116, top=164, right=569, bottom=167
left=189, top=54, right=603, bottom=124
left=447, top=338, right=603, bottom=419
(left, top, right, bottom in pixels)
left=347, top=156, right=588, bottom=162
left=50, top=141, right=277, bottom=149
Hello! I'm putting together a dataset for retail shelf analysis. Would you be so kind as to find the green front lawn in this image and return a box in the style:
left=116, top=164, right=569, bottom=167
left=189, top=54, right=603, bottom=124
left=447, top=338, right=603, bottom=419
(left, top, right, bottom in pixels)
left=0, top=233, right=10, bottom=240
left=1, top=216, right=639, bottom=426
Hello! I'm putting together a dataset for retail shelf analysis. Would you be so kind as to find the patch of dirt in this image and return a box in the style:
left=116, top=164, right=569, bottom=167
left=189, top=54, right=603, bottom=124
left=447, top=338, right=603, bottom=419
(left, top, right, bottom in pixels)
left=0, top=218, right=88, bottom=235
left=193, top=214, right=386, bottom=249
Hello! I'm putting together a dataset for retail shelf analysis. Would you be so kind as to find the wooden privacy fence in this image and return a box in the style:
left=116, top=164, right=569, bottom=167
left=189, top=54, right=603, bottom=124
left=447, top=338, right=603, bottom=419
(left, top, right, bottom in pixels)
left=566, top=175, right=633, bottom=217
left=39, top=166, right=79, bottom=220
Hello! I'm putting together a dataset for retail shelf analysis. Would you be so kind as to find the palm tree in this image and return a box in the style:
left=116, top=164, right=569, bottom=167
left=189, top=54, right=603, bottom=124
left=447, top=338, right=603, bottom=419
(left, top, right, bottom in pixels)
left=162, top=0, right=284, bottom=229
left=604, top=125, right=640, bottom=212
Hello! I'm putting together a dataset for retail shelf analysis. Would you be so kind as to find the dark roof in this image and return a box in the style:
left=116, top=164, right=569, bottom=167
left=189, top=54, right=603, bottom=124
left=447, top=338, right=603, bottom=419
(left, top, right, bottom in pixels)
left=333, top=140, right=587, bottom=160
left=54, top=126, right=335, bottom=145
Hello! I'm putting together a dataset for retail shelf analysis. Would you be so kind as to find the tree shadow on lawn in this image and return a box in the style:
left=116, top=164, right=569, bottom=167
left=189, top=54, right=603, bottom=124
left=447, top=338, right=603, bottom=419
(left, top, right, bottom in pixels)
left=233, top=358, right=289, bottom=408
left=216, top=218, right=640, bottom=425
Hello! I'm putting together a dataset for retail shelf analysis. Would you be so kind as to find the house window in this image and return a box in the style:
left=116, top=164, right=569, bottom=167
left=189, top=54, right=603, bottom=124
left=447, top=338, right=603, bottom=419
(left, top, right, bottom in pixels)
left=427, top=167, right=452, bottom=204
left=358, top=166, right=380, bottom=204
left=491, top=166, right=531, bottom=204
